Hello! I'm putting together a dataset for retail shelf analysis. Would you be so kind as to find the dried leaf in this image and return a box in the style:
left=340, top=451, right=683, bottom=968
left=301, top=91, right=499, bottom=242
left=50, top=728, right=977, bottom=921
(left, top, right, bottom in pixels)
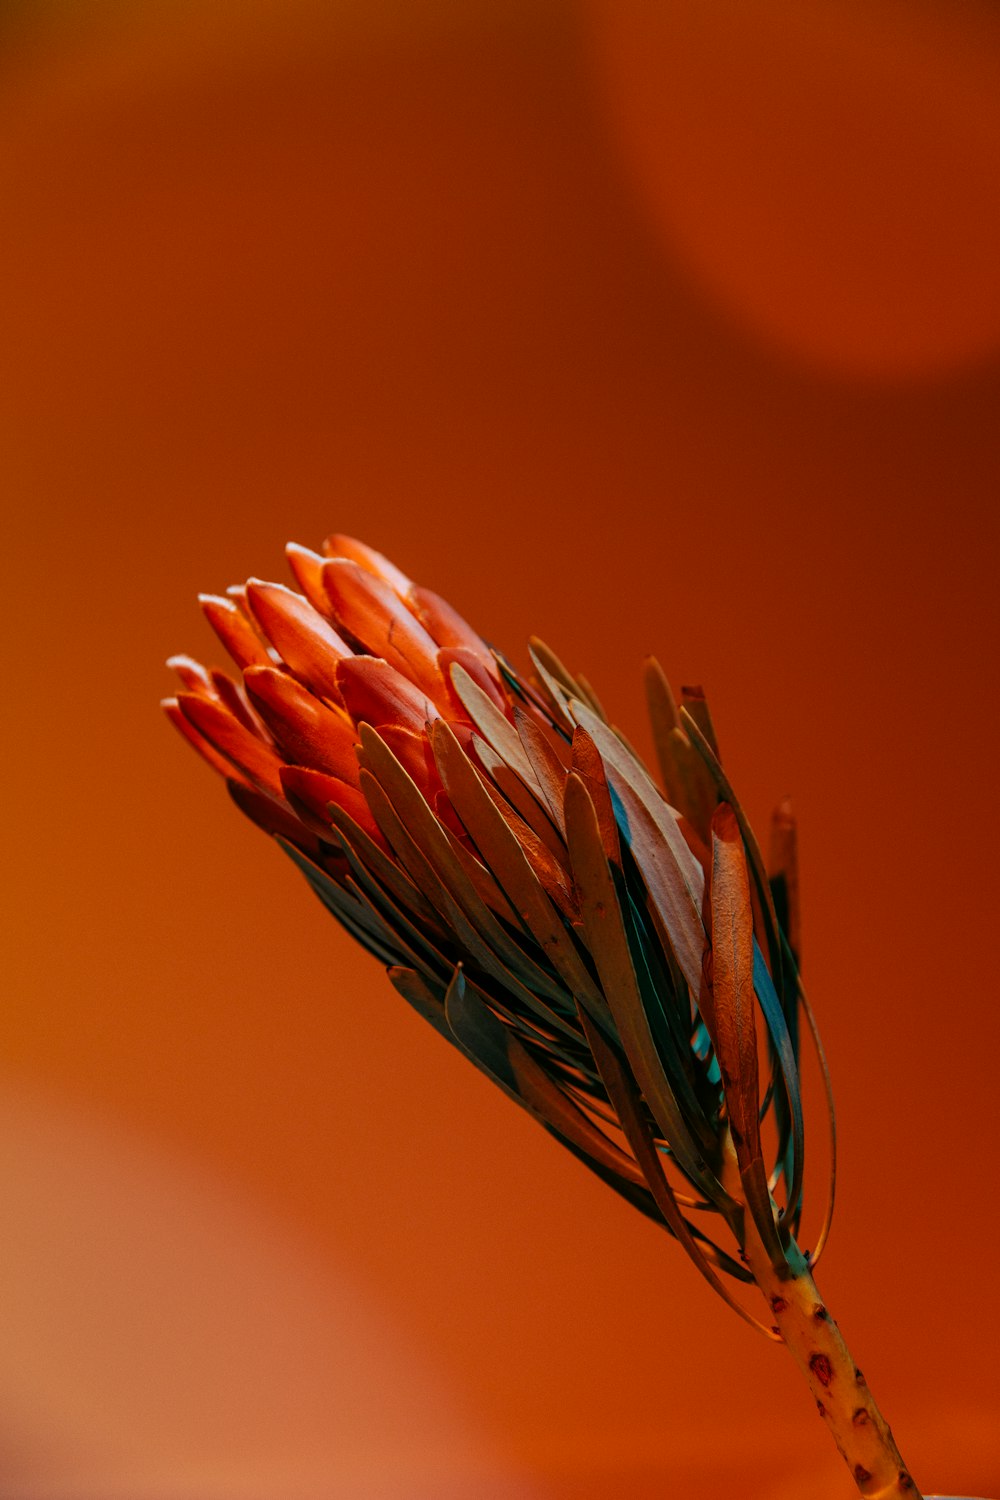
left=768, top=797, right=800, bottom=966
left=471, top=735, right=566, bottom=860
left=279, top=840, right=401, bottom=967
left=357, top=736, right=580, bottom=1038
left=431, top=720, right=606, bottom=1019
left=564, top=770, right=727, bottom=1206
left=512, top=704, right=570, bottom=830
left=444, top=969, right=646, bottom=1189
left=710, top=805, right=786, bottom=1269
left=681, top=707, right=786, bottom=1004
left=448, top=663, right=545, bottom=797
left=579, top=1005, right=776, bottom=1336
left=680, top=685, right=720, bottom=758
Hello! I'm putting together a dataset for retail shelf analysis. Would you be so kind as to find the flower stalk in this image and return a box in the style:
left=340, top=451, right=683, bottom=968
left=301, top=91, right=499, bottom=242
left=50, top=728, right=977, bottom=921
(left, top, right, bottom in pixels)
left=165, top=534, right=923, bottom=1498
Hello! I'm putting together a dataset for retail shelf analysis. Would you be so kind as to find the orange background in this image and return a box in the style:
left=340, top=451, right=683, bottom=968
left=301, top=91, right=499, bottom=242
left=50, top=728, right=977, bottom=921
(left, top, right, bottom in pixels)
left=3, top=3, right=999, bottom=1496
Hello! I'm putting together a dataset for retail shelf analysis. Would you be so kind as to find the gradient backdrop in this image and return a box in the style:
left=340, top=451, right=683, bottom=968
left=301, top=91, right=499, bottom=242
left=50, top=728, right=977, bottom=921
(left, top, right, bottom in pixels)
left=3, top=2, right=999, bottom=1496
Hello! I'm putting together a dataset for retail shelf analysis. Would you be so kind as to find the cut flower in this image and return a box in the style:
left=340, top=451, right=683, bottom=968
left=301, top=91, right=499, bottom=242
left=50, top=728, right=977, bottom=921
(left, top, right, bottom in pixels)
left=166, top=534, right=922, bottom=1498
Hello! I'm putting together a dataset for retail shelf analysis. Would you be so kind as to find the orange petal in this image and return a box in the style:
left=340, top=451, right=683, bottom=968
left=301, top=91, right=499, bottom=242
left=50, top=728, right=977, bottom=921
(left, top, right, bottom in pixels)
left=438, top=646, right=507, bottom=719
left=226, top=777, right=322, bottom=856
left=245, top=579, right=351, bottom=704
left=280, top=764, right=387, bottom=848
left=166, top=654, right=214, bottom=693
left=285, top=542, right=335, bottom=617
left=376, top=724, right=438, bottom=799
left=243, top=665, right=360, bottom=782
left=176, top=691, right=285, bottom=798
left=322, top=558, right=448, bottom=708
left=162, top=696, right=235, bottom=781
left=335, top=655, right=440, bottom=737
left=321, top=533, right=413, bottom=596
left=407, top=583, right=489, bottom=655
left=208, top=667, right=271, bottom=738
left=199, top=594, right=272, bottom=671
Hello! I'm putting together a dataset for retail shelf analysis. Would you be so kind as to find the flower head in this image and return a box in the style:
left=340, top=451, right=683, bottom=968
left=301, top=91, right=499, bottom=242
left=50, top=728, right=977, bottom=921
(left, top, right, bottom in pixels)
left=165, top=534, right=833, bottom=1332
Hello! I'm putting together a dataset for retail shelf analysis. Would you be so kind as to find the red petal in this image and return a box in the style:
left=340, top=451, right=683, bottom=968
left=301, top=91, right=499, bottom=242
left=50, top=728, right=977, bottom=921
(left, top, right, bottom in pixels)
left=166, top=654, right=214, bottom=693
left=243, top=665, right=360, bottom=782
left=322, top=533, right=413, bottom=596
left=285, top=542, right=335, bottom=617
left=162, top=696, right=234, bottom=781
left=226, top=778, right=322, bottom=856
left=438, top=646, right=508, bottom=719
left=280, top=764, right=387, bottom=848
left=408, top=584, right=489, bottom=655
left=199, top=594, right=272, bottom=671
left=176, top=691, right=285, bottom=798
left=335, top=655, right=440, bottom=737
left=245, top=579, right=351, bottom=704
left=209, top=668, right=271, bottom=738
left=322, top=559, right=448, bottom=709
left=376, top=724, right=438, bottom=799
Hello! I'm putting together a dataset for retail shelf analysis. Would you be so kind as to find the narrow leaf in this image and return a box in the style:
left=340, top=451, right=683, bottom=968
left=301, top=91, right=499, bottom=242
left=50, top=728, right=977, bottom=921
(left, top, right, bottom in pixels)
left=682, top=707, right=787, bottom=1004
left=444, top=970, right=647, bottom=1189
left=512, top=704, right=570, bottom=831
left=448, top=663, right=545, bottom=798
left=710, top=805, right=786, bottom=1269
left=431, top=720, right=608, bottom=1022
left=564, top=771, right=728, bottom=1207
left=579, top=1004, right=777, bottom=1337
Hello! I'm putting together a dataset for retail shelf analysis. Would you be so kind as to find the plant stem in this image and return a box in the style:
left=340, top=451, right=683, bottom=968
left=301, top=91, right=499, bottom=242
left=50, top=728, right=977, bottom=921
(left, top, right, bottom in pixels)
left=740, top=1222, right=922, bottom=1499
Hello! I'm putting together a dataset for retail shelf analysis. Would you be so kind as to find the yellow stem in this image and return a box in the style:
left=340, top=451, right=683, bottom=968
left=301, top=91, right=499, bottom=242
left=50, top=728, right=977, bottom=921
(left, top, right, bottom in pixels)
left=743, top=1221, right=920, bottom=1499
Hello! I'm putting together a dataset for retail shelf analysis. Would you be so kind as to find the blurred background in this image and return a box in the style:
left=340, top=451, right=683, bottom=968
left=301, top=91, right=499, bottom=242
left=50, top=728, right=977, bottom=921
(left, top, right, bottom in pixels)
left=3, top=1, right=999, bottom=1496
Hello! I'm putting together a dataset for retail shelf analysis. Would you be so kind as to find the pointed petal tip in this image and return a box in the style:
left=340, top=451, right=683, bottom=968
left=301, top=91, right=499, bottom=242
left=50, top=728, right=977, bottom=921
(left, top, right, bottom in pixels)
left=166, top=653, right=215, bottom=692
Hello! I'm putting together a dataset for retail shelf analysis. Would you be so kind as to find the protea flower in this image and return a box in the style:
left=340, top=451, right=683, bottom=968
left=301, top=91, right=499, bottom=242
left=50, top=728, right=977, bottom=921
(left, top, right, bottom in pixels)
left=165, top=535, right=920, bottom=1499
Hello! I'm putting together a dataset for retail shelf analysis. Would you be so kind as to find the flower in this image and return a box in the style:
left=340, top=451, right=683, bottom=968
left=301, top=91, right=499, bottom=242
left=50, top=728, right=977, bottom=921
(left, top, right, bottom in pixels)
left=164, top=533, right=833, bottom=1335
left=167, top=543, right=937, bottom=1498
